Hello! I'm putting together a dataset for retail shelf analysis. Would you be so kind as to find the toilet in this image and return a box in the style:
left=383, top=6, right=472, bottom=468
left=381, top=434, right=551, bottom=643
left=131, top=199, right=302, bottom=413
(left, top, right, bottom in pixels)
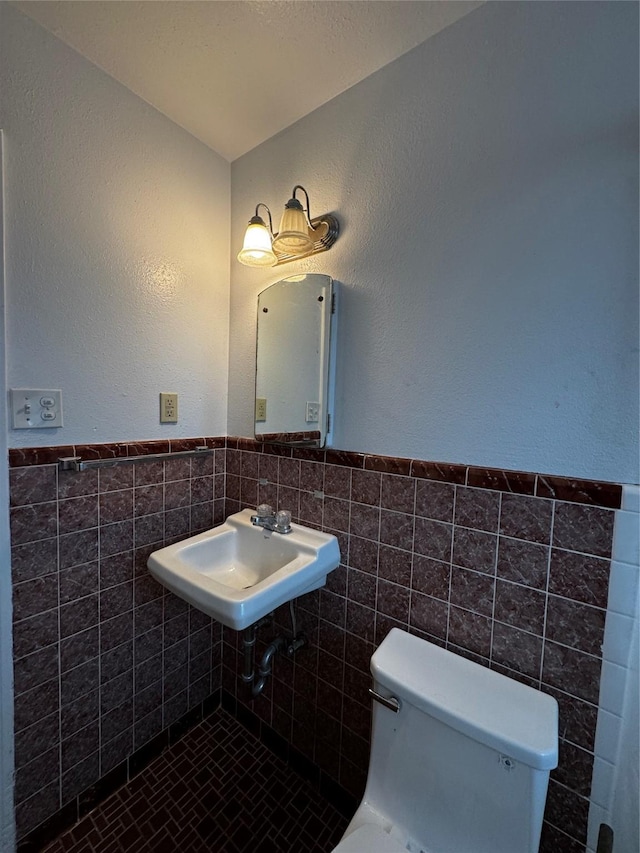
left=332, top=628, right=558, bottom=853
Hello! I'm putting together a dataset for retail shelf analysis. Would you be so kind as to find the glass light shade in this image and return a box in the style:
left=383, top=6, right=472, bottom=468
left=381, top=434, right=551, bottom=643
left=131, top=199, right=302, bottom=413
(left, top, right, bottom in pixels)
left=237, top=221, right=277, bottom=267
left=272, top=203, right=314, bottom=255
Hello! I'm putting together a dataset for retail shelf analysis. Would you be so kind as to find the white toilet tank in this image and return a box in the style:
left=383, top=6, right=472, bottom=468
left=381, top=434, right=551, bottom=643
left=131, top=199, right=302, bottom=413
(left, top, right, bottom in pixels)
left=346, top=629, right=558, bottom=853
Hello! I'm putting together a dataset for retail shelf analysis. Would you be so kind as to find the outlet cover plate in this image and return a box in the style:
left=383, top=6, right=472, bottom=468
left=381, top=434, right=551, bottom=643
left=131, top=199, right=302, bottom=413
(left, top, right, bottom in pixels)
left=305, top=401, right=320, bottom=423
left=255, top=397, right=267, bottom=422
left=11, top=389, right=63, bottom=429
left=160, top=392, right=178, bottom=423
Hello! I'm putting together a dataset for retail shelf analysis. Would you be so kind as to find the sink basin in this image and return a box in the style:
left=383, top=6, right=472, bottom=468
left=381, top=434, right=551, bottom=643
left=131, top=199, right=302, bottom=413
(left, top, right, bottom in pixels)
left=147, top=509, right=340, bottom=630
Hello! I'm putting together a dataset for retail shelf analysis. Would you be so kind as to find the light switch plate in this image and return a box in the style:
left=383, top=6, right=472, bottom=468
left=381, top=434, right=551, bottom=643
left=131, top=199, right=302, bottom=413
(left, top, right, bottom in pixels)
left=11, top=389, right=63, bottom=429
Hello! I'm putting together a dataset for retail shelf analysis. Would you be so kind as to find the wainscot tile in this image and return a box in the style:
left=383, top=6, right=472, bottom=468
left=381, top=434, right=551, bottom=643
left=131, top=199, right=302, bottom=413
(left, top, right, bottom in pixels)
left=542, top=642, right=602, bottom=705
left=58, top=467, right=99, bottom=499
left=411, top=459, right=467, bottom=484
left=61, top=658, right=99, bottom=706
left=467, top=467, right=535, bottom=495
left=452, top=527, right=497, bottom=574
left=499, top=493, right=553, bottom=544
left=365, top=455, right=412, bottom=475
left=447, top=606, right=492, bottom=658
left=13, top=610, right=59, bottom=659
left=494, top=579, right=547, bottom=635
left=496, top=537, right=549, bottom=590
left=414, top=479, right=454, bottom=522
left=99, top=465, right=133, bottom=493
left=12, top=575, right=58, bottom=622
left=411, top=554, right=450, bottom=600
left=552, top=503, right=614, bottom=557
left=75, top=443, right=127, bottom=461
left=10, top=465, right=57, bottom=506
left=10, top=502, right=58, bottom=546
left=351, top=469, right=381, bottom=506
left=491, top=622, right=543, bottom=680
left=409, top=592, right=448, bottom=640
left=545, top=596, right=605, bottom=657
left=537, top=475, right=621, bottom=509
left=325, top=450, right=365, bottom=469
left=11, top=538, right=58, bottom=584
left=324, top=464, right=352, bottom=499
left=379, top=510, right=414, bottom=551
left=58, top=495, right=98, bottom=534
left=378, top=544, right=412, bottom=586
left=454, top=487, right=500, bottom=531
left=10, top=445, right=74, bottom=467
left=450, top=567, right=495, bottom=617
left=548, top=549, right=610, bottom=608
left=551, top=739, right=594, bottom=799
left=413, top=518, right=452, bottom=562
left=14, top=678, right=60, bottom=732
left=376, top=579, right=410, bottom=623
left=14, top=712, right=60, bottom=769
left=60, top=562, right=99, bottom=604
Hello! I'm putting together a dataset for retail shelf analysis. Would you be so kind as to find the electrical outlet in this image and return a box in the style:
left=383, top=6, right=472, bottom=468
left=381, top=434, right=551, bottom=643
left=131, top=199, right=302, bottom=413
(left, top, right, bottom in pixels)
left=160, top=392, right=178, bottom=423
left=255, top=397, right=267, bottom=422
left=305, top=401, right=320, bottom=423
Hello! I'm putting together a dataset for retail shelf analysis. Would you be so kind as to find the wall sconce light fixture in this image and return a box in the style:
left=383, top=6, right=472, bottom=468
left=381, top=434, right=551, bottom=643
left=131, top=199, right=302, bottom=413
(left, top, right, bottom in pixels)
left=237, top=185, right=339, bottom=268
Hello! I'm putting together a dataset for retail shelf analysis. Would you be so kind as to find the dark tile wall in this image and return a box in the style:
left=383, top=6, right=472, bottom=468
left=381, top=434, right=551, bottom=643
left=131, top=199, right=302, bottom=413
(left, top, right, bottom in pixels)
left=222, top=439, right=619, bottom=853
left=10, top=437, right=621, bottom=852
left=9, top=440, right=226, bottom=840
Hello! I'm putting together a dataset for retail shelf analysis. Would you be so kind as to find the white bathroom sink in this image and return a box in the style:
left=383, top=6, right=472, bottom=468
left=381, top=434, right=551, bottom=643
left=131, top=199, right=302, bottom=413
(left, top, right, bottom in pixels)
left=147, top=508, right=340, bottom=630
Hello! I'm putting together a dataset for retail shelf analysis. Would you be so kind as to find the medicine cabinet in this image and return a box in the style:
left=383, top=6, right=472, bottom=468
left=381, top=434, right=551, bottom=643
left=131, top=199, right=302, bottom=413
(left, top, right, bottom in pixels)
left=254, top=274, right=336, bottom=448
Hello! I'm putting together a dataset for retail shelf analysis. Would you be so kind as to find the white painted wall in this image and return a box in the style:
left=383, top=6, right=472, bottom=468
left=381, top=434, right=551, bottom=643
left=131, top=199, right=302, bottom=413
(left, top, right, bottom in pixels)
left=0, top=4, right=230, bottom=448
left=588, top=486, right=640, bottom=853
left=229, top=1, right=639, bottom=484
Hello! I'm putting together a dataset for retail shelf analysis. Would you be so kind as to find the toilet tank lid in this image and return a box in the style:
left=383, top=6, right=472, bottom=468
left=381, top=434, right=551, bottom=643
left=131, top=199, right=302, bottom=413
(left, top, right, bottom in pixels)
left=371, top=629, right=558, bottom=771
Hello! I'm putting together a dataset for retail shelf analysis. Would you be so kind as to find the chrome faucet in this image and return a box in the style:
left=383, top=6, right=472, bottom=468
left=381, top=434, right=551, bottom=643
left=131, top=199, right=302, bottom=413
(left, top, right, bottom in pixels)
left=250, top=504, right=292, bottom=534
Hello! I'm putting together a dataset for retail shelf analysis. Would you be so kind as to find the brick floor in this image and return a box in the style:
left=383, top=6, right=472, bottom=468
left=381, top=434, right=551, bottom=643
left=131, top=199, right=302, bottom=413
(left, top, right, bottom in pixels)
left=42, top=710, right=349, bottom=852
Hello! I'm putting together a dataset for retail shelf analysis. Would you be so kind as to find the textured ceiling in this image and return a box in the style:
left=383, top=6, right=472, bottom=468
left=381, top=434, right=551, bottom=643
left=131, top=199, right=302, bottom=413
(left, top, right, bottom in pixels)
left=12, top=0, right=482, bottom=161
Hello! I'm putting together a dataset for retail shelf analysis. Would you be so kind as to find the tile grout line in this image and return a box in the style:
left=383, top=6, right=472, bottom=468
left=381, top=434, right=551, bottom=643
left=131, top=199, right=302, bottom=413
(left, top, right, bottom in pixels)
left=444, top=485, right=457, bottom=648
left=539, top=500, right=556, bottom=688
left=488, top=491, right=502, bottom=668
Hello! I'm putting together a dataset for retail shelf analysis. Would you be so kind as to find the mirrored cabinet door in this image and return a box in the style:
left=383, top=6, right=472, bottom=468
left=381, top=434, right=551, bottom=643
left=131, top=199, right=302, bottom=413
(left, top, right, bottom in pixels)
left=255, top=274, right=336, bottom=448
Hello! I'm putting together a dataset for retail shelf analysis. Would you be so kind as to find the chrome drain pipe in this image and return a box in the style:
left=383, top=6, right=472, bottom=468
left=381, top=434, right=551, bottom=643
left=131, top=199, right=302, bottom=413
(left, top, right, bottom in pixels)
left=241, top=626, right=258, bottom=686
left=240, top=616, right=307, bottom=699
left=241, top=615, right=272, bottom=687
left=252, top=636, right=286, bottom=697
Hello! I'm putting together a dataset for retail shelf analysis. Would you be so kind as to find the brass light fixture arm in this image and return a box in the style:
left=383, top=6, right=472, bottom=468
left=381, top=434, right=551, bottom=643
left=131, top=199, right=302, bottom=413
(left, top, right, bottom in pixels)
left=254, top=202, right=273, bottom=233
left=291, top=185, right=311, bottom=223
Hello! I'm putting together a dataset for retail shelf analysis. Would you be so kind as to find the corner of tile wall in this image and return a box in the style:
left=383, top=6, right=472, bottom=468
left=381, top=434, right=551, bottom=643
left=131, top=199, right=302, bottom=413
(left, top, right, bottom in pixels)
left=587, top=485, right=639, bottom=853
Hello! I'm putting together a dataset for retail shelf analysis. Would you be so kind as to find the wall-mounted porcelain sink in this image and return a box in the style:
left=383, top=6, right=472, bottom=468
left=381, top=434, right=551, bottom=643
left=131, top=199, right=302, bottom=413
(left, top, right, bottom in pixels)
left=147, top=509, right=340, bottom=630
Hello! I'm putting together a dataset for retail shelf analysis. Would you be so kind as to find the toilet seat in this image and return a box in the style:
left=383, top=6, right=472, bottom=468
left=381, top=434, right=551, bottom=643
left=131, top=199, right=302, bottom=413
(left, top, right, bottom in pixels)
left=331, top=823, right=408, bottom=853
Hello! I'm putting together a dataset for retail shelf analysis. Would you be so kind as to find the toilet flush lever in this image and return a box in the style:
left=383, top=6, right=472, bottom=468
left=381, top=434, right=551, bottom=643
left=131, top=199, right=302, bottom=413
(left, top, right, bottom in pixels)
left=369, top=688, right=401, bottom=713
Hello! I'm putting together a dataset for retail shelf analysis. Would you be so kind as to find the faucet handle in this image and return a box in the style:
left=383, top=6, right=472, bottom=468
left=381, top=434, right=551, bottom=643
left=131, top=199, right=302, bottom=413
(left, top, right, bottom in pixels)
left=275, top=510, right=292, bottom=533
left=255, top=504, right=274, bottom=518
